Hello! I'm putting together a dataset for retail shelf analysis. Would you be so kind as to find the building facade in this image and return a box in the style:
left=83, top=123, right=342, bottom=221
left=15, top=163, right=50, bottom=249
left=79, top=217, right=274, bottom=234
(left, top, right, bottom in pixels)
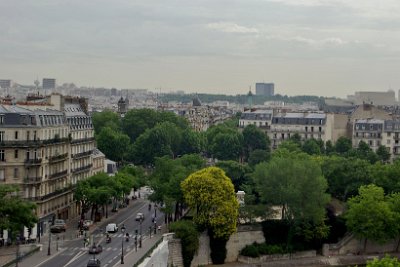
left=255, top=83, right=275, bottom=96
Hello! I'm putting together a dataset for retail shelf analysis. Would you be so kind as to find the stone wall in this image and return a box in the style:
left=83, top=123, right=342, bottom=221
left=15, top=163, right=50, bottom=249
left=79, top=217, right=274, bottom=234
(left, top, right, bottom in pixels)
left=323, top=234, right=400, bottom=256
left=238, top=250, right=316, bottom=264
left=190, top=225, right=265, bottom=266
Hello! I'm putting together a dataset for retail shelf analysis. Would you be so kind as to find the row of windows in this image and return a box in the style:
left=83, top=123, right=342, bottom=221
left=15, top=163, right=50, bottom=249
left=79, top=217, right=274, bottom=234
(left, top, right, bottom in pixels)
left=38, top=115, right=65, bottom=126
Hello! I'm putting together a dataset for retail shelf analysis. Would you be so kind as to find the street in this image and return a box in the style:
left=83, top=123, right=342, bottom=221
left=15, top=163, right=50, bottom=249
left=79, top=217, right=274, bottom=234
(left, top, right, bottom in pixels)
left=32, top=198, right=163, bottom=267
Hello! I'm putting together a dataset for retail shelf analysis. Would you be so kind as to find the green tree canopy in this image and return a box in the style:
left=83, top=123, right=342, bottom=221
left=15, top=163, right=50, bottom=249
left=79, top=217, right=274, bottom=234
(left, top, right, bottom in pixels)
left=0, top=185, right=37, bottom=237
left=335, top=136, right=352, bottom=154
left=92, top=110, right=121, bottom=134
left=345, top=184, right=398, bottom=252
left=242, top=124, right=270, bottom=159
left=96, top=127, right=131, bottom=162
left=181, top=167, right=239, bottom=239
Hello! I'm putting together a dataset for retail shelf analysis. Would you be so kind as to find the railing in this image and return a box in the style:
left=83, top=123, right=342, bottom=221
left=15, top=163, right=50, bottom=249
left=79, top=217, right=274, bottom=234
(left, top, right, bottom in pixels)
left=27, top=187, right=72, bottom=202
left=71, top=137, right=95, bottom=144
left=49, top=153, right=68, bottom=163
left=0, top=137, right=70, bottom=147
left=72, top=164, right=92, bottom=174
left=23, top=176, right=42, bottom=184
left=72, top=150, right=92, bottom=159
left=49, top=170, right=68, bottom=180
left=24, top=158, right=42, bottom=166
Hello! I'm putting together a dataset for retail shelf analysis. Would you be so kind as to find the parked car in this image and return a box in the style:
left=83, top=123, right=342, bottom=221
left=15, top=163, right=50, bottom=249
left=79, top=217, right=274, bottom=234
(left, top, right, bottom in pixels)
left=50, top=219, right=66, bottom=233
left=87, top=258, right=101, bottom=267
left=135, top=213, right=144, bottom=221
left=106, top=223, right=118, bottom=233
left=88, top=244, right=103, bottom=254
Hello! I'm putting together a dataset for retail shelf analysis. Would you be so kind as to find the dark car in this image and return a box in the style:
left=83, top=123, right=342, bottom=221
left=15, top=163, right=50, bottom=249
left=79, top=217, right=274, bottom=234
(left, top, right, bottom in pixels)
left=88, top=245, right=103, bottom=254
left=87, top=258, right=101, bottom=267
left=50, top=219, right=66, bottom=233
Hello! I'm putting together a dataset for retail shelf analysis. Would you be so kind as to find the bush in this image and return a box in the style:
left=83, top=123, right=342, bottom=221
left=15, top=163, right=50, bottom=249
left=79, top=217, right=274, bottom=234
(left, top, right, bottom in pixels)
left=169, top=220, right=199, bottom=267
left=209, top=232, right=228, bottom=264
left=241, top=244, right=259, bottom=258
left=240, top=242, right=286, bottom=258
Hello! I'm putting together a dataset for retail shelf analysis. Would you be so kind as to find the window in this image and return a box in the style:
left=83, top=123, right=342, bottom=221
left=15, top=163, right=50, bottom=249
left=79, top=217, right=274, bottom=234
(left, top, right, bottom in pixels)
left=387, top=139, right=391, bottom=144
left=311, top=127, right=314, bottom=132
left=14, top=150, right=18, bottom=159
left=33, top=131, right=37, bottom=140
left=369, top=140, right=373, bottom=146
left=15, top=131, right=18, bottom=140
left=0, top=131, right=4, bottom=141
left=319, top=127, right=322, bottom=132
left=0, top=150, right=4, bottom=161
left=13, top=168, right=18, bottom=179
left=0, top=116, right=3, bottom=124
left=27, top=131, right=30, bottom=141
left=0, top=169, right=4, bottom=181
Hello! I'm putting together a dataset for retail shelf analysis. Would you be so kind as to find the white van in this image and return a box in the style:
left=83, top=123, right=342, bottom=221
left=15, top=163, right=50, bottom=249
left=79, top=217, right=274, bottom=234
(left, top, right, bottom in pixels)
left=106, top=223, right=118, bottom=233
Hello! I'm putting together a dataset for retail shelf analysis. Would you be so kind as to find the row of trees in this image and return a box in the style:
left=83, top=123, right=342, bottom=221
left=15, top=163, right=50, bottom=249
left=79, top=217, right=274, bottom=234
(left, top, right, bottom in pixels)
left=74, top=166, right=144, bottom=221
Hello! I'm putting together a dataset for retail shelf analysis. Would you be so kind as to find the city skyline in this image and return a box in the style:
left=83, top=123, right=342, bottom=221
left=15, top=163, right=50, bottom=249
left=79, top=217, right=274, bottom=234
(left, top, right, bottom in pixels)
left=1, top=0, right=400, bottom=97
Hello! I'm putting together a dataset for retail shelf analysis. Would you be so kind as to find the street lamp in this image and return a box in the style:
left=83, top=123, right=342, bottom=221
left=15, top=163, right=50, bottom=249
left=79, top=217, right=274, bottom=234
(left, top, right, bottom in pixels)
left=139, top=219, right=142, bottom=248
left=134, top=230, right=138, bottom=252
left=47, top=220, right=52, bottom=256
left=15, top=234, right=20, bottom=267
left=121, top=225, right=126, bottom=264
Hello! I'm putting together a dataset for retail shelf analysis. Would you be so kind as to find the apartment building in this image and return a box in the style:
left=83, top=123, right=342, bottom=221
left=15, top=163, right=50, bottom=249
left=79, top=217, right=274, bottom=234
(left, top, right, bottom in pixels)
left=269, top=113, right=334, bottom=149
left=239, top=109, right=273, bottom=129
left=0, top=105, right=72, bottom=237
left=353, top=119, right=384, bottom=151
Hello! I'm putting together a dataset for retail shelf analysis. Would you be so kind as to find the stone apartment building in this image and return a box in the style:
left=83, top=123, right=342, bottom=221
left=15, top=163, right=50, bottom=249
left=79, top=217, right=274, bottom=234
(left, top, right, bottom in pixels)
left=0, top=93, right=104, bottom=239
left=269, top=112, right=334, bottom=149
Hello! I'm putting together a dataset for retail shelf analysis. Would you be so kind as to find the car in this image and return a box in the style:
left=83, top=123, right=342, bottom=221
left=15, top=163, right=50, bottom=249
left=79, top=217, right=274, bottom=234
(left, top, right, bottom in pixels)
left=135, top=213, right=144, bottom=221
left=87, top=258, right=101, bottom=267
left=106, top=223, right=118, bottom=233
left=50, top=219, right=66, bottom=233
left=88, top=244, right=103, bottom=254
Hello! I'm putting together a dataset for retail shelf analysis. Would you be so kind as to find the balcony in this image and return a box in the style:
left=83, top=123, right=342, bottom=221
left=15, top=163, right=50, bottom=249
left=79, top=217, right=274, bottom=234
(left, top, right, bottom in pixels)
left=72, top=164, right=93, bottom=174
left=23, top=176, right=42, bottom=184
left=72, top=150, right=92, bottom=159
left=24, top=158, right=42, bottom=166
left=49, top=170, right=68, bottom=180
left=49, top=153, right=68, bottom=163
left=0, top=140, right=41, bottom=148
left=71, top=137, right=95, bottom=145
left=27, top=187, right=72, bottom=202
left=42, top=137, right=70, bottom=145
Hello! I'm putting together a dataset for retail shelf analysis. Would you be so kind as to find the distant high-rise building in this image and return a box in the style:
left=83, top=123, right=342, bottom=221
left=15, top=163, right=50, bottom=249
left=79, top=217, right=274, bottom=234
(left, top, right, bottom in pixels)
left=0, top=79, right=11, bottom=89
left=256, top=83, right=275, bottom=96
left=42, top=78, right=56, bottom=90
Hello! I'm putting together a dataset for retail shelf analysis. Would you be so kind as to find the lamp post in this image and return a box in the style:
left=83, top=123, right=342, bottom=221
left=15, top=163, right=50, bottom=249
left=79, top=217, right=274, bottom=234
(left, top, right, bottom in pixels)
left=15, top=234, right=20, bottom=267
left=47, top=220, right=52, bottom=256
left=139, top=219, right=142, bottom=248
left=134, top=230, right=137, bottom=252
left=121, top=225, right=125, bottom=264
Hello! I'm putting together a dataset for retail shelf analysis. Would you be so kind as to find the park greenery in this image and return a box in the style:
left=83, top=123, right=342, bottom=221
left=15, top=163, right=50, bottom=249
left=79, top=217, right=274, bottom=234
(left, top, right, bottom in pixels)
left=89, top=108, right=400, bottom=263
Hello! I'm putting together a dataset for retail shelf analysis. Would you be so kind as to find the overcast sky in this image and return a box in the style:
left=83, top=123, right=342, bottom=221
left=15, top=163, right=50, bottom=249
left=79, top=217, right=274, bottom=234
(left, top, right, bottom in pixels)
left=1, top=0, right=400, bottom=97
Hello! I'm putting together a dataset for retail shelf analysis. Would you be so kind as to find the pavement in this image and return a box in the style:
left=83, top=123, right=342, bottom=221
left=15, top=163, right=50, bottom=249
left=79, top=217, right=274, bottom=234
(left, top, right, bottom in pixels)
left=0, top=192, right=164, bottom=267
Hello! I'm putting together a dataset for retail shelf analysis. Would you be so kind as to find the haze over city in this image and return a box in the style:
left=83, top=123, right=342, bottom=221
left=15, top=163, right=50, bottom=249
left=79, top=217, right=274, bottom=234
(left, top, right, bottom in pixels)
left=1, top=0, right=400, bottom=97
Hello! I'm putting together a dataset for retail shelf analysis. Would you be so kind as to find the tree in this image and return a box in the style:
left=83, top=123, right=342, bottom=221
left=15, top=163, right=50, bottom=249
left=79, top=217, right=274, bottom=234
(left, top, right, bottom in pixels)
left=322, top=156, right=373, bottom=201
left=92, top=110, right=121, bottom=134
left=216, top=160, right=252, bottom=192
left=253, top=153, right=330, bottom=243
left=376, top=145, right=391, bottom=163
left=335, top=136, right=352, bottom=154
left=325, top=140, right=334, bottom=155
left=149, top=155, right=205, bottom=223
left=121, top=109, right=159, bottom=142
left=302, top=138, right=321, bottom=155
left=248, top=149, right=271, bottom=167
left=169, top=220, right=199, bottom=267
left=289, top=133, right=302, bottom=146
left=209, top=132, right=243, bottom=161
left=345, top=184, right=398, bottom=252
left=181, top=167, right=239, bottom=239
left=367, top=255, right=400, bottom=267
left=96, top=127, right=130, bottom=162
left=181, top=167, right=239, bottom=264
left=131, top=122, right=182, bottom=165
left=0, top=185, right=37, bottom=238
left=242, top=125, right=270, bottom=160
